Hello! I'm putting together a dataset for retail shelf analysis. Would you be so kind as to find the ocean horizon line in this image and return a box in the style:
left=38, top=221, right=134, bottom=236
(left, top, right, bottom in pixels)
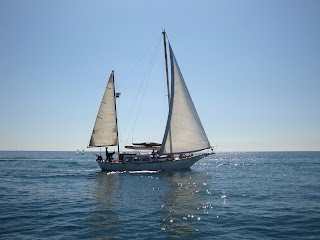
left=1, top=150, right=319, bottom=153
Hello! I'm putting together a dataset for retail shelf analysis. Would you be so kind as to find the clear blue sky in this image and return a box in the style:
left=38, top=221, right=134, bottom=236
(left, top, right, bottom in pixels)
left=1, top=0, right=319, bottom=151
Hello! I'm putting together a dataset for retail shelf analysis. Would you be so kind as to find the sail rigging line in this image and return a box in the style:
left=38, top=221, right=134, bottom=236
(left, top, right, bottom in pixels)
left=117, top=37, right=161, bottom=141
left=119, top=36, right=162, bottom=147
left=117, top=35, right=162, bottom=94
left=122, top=36, right=162, bottom=146
left=124, top=37, right=162, bottom=146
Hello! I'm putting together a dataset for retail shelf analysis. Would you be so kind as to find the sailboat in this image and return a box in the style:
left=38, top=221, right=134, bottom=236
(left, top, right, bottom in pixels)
left=88, top=31, right=214, bottom=171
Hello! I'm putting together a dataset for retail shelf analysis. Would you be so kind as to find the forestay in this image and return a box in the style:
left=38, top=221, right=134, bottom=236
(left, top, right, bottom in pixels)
left=160, top=44, right=211, bottom=154
left=89, top=72, right=118, bottom=147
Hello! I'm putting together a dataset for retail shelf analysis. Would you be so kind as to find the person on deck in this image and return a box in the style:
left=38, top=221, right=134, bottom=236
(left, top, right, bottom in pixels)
left=108, top=151, right=115, bottom=162
left=105, top=147, right=109, bottom=160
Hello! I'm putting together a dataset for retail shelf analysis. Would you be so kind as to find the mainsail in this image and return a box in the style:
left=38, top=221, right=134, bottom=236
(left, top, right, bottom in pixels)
left=160, top=44, right=211, bottom=154
left=89, top=71, right=118, bottom=147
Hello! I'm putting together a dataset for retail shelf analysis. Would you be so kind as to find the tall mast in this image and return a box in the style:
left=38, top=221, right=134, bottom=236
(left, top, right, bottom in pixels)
left=162, top=30, right=172, bottom=155
left=162, top=30, right=170, bottom=106
left=112, top=70, right=120, bottom=158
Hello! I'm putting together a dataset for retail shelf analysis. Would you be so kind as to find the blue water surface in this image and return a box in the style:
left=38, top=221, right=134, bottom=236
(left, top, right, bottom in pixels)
left=0, top=151, right=319, bottom=239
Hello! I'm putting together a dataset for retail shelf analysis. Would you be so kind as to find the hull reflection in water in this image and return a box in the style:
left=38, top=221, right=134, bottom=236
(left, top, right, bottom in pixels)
left=90, top=172, right=121, bottom=239
left=159, top=170, right=212, bottom=238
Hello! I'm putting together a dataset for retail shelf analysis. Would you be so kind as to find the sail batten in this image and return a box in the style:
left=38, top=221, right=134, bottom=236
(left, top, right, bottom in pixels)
left=88, top=72, right=118, bottom=148
left=160, top=44, right=211, bottom=155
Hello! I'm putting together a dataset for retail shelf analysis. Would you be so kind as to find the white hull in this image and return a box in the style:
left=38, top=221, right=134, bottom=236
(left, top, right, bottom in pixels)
left=96, top=154, right=207, bottom=172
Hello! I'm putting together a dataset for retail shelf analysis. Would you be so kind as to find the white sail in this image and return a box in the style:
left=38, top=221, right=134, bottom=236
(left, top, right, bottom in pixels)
left=89, top=72, right=118, bottom=147
left=160, top=44, right=211, bottom=154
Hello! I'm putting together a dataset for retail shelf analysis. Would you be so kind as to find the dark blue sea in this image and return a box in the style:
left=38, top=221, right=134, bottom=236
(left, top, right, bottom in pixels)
left=1, top=151, right=319, bottom=239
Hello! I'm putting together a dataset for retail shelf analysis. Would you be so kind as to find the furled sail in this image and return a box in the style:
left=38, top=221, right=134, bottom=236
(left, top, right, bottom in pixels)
left=160, top=44, right=211, bottom=154
left=89, top=72, right=118, bottom=147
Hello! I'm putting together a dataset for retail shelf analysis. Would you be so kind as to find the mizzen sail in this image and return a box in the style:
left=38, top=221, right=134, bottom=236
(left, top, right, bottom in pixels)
left=89, top=71, right=118, bottom=147
left=160, top=44, right=211, bottom=154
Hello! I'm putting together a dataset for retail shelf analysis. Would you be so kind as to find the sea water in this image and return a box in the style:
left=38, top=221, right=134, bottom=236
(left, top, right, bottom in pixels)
left=0, top=151, right=319, bottom=239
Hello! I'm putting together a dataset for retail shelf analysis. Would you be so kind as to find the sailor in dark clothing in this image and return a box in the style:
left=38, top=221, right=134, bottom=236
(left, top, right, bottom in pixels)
left=105, top=147, right=115, bottom=162
left=108, top=151, right=115, bottom=161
